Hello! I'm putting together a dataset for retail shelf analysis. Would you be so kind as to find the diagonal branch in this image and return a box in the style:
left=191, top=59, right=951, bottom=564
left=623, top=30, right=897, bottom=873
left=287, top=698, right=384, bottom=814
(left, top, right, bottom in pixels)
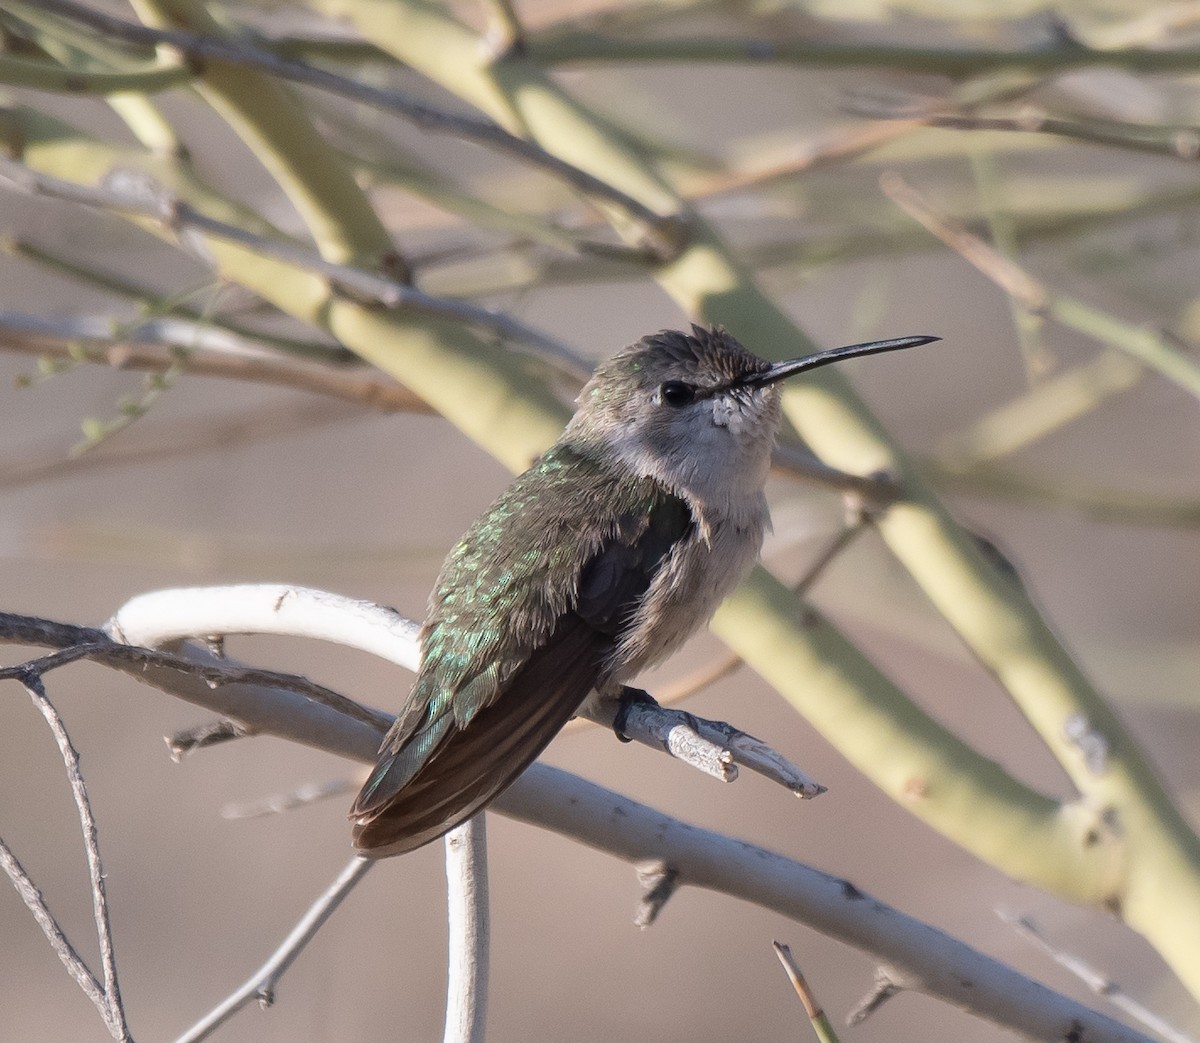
left=172, top=855, right=374, bottom=1043
left=15, top=671, right=132, bottom=1041
left=880, top=171, right=1200, bottom=402
left=0, top=835, right=109, bottom=1021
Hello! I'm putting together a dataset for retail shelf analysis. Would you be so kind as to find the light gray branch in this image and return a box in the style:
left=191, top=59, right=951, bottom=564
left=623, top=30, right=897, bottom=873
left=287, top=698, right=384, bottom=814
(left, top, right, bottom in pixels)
left=499, top=766, right=1152, bottom=1043
left=221, top=778, right=356, bottom=820
left=0, top=605, right=1160, bottom=1042
left=1001, top=911, right=1200, bottom=1043
left=172, top=856, right=374, bottom=1043
left=443, top=817, right=490, bottom=1043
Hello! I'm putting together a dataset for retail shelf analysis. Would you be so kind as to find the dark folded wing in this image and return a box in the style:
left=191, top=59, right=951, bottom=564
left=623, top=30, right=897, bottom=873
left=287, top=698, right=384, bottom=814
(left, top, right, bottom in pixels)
left=349, top=446, right=692, bottom=857
left=351, top=611, right=606, bottom=856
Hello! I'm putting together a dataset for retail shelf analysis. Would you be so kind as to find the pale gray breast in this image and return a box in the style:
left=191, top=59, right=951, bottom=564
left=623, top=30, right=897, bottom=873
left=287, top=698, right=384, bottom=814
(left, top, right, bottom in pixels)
left=605, top=494, right=768, bottom=684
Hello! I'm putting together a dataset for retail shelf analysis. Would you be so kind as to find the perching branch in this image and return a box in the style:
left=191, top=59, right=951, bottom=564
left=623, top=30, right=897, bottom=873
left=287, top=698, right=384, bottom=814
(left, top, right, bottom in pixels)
left=104, top=584, right=824, bottom=797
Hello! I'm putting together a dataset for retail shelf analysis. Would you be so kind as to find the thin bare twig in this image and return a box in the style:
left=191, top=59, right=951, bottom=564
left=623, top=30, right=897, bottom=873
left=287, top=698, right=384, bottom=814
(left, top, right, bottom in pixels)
left=172, top=855, right=374, bottom=1043
left=166, top=719, right=249, bottom=761
left=879, top=172, right=1046, bottom=311
left=443, top=817, right=490, bottom=1043
left=847, top=970, right=901, bottom=1025
left=1000, top=911, right=1200, bottom=1043
left=221, top=778, right=356, bottom=820
left=847, top=90, right=1200, bottom=161
left=0, top=618, right=390, bottom=732
left=29, top=0, right=685, bottom=251
left=15, top=671, right=132, bottom=1041
left=0, top=835, right=109, bottom=1020
left=773, top=941, right=842, bottom=1043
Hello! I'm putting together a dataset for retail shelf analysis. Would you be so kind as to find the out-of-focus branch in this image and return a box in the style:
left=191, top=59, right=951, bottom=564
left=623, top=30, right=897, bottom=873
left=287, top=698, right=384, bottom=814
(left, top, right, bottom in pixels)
left=0, top=50, right=187, bottom=92
left=0, top=159, right=591, bottom=380
left=881, top=172, right=1200, bottom=401
left=524, top=30, right=1200, bottom=75
left=925, top=460, right=1200, bottom=529
left=25, top=0, right=685, bottom=252
left=1000, top=911, right=1200, bottom=1043
left=0, top=318, right=432, bottom=415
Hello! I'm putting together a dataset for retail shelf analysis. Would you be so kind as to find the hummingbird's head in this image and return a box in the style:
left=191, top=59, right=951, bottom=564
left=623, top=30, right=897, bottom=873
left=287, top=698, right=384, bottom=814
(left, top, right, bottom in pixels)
left=566, top=325, right=938, bottom=507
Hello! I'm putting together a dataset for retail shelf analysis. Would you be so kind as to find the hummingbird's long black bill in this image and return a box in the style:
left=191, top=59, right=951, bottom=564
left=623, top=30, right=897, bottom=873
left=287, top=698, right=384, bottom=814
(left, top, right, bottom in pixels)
left=741, top=335, right=940, bottom=387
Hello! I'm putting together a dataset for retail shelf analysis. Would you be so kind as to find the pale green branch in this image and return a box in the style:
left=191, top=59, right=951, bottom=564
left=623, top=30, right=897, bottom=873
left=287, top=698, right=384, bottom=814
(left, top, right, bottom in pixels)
left=0, top=51, right=188, bottom=93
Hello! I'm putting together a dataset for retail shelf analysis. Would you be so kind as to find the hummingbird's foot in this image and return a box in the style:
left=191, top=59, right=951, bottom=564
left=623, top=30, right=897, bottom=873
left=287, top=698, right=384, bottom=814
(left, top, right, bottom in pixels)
left=613, top=686, right=660, bottom=743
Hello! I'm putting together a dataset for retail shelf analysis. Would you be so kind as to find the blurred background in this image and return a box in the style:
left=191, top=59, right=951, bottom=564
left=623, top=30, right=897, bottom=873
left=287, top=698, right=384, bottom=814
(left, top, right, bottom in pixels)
left=2, top=0, right=1200, bottom=1040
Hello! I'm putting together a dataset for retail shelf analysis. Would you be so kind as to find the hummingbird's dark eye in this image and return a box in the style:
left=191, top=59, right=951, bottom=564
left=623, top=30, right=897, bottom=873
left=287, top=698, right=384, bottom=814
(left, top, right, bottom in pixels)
left=659, top=381, right=696, bottom=407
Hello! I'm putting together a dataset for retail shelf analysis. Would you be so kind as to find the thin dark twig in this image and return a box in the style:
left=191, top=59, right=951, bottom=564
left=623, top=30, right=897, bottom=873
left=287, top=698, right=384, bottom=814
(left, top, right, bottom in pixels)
left=16, top=670, right=132, bottom=1041
left=845, top=92, right=1200, bottom=161
left=173, top=856, right=374, bottom=1043
left=0, top=834, right=108, bottom=1017
left=30, top=0, right=684, bottom=248
left=0, top=619, right=390, bottom=731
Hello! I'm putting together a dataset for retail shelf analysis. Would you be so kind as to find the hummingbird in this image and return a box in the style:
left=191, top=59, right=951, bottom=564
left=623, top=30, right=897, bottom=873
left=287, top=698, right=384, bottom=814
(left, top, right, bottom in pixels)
left=351, top=325, right=937, bottom=856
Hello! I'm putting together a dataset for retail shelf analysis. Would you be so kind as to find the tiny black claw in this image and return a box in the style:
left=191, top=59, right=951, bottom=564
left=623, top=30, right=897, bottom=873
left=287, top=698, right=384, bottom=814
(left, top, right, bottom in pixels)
left=613, top=686, right=659, bottom=742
